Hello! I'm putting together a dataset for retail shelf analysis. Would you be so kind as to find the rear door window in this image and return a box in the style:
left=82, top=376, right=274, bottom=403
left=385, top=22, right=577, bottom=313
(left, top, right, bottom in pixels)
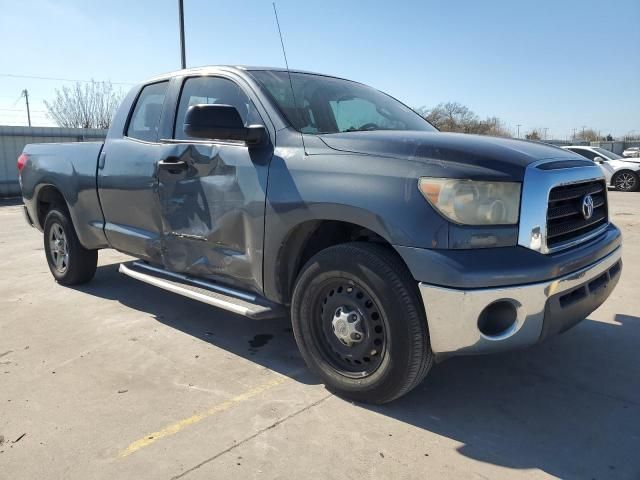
left=127, top=81, right=169, bottom=142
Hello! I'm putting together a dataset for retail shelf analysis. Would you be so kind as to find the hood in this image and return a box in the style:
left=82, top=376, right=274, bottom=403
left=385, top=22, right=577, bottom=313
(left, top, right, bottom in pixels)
left=612, top=159, right=640, bottom=169
left=620, top=157, right=640, bottom=164
left=318, top=131, right=580, bottom=180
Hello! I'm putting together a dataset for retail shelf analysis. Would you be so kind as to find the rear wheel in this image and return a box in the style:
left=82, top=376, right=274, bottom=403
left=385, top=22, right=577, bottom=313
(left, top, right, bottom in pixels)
left=291, top=242, right=433, bottom=404
left=43, top=208, right=97, bottom=285
left=612, top=171, right=639, bottom=192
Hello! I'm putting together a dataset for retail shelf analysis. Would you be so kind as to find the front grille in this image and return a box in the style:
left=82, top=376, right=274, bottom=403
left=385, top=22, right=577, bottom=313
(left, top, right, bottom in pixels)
left=546, top=180, right=608, bottom=248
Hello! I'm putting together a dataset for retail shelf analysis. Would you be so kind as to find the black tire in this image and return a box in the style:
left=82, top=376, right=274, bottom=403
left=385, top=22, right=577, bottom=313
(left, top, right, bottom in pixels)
left=43, top=207, right=98, bottom=285
left=291, top=242, right=433, bottom=404
left=612, top=170, right=639, bottom=192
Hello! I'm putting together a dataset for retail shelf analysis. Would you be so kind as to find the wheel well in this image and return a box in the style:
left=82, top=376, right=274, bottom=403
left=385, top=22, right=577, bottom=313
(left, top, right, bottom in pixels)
left=613, top=169, right=638, bottom=176
left=611, top=169, right=639, bottom=183
left=277, top=220, right=397, bottom=304
left=36, top=186, right=67, bottom=228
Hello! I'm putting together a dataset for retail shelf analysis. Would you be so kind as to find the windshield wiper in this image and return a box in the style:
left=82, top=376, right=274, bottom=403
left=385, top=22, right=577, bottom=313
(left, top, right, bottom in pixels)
left=343, top=127, right=370, bottom=132
left=343, top=127, right=386, bottom=133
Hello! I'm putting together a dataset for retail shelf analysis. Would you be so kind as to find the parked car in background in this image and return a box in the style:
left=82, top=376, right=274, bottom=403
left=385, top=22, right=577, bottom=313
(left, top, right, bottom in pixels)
left=563, top=146, right=640, bottom=192
left=623, top=146, right=640, bottom=158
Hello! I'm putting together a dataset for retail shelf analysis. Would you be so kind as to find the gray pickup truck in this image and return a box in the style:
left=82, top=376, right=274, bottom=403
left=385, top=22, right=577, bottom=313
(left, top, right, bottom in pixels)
left=18, top=66, right=622, bottom=403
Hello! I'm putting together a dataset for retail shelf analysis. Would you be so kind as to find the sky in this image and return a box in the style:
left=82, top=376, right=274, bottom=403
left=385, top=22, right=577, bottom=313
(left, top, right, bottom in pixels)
left=0, top=0, right=638, bottom=139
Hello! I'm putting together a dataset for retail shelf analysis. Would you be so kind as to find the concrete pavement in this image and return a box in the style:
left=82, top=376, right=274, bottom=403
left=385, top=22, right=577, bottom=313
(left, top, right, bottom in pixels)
left=1, top=192, right=639, bottom=479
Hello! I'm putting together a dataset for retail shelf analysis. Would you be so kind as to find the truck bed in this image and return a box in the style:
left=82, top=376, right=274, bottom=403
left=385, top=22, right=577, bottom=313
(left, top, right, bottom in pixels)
left=20, top=141, right=108, bottom=250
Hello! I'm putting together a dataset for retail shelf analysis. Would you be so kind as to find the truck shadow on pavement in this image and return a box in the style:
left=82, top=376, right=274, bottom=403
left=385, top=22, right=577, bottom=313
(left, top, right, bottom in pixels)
left=368, top=312, right=640, bottom=479
left=79, top=263, right=640, bottom=479
left=78, top=263, right=318, bottom=385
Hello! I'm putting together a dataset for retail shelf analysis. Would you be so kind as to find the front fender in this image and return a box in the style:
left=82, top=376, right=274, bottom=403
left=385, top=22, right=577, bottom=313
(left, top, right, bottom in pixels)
left=262, top=148, right=449, bottom=302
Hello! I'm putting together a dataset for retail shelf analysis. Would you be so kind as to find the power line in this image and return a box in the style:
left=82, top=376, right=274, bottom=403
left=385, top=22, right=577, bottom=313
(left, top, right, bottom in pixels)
left=0, top=115, right=49, bottom=119
left=0, top=73, right=135, bottom=85
left=0, top=108, right=47, bottom=112
left=10, top=91, right=24, bottom=107
left=0, top=114, right=49, bottom=118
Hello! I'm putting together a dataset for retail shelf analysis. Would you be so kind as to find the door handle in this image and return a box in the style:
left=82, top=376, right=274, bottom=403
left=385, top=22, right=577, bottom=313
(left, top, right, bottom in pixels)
left=158, top=159, right=188, bottom=174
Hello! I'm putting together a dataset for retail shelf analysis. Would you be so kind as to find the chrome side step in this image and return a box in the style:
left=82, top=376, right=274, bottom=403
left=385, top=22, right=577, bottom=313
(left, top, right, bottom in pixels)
left=118, top=262, right=285, bottom=320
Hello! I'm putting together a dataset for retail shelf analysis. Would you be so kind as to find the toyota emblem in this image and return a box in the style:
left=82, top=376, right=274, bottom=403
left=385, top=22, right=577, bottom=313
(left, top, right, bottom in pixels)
left=582, top=194, right=594, bottom=220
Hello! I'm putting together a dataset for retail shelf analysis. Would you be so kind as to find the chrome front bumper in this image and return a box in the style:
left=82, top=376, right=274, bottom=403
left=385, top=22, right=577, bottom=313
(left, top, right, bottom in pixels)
left=419, top=246, right=622, bottom=357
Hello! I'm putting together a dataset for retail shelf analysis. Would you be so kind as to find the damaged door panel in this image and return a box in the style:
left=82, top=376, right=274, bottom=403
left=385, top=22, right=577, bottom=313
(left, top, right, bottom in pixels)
left=157, top=140, right=271, bottom=294
left=155, top=74, right=273, bottom=294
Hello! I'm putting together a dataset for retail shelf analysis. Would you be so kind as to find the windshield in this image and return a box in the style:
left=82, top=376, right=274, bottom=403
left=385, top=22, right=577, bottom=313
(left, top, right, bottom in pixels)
left=249, top=70, right=436, bottom=134
left=594, top=148, right=624, bottom=160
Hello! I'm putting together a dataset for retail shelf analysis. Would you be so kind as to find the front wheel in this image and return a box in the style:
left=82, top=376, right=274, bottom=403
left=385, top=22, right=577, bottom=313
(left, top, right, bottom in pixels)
left=291, top=242, right=433, bottom=404
left=43, top=208, right=98, bottom=285
left=612, top=171, right=639, bottom=192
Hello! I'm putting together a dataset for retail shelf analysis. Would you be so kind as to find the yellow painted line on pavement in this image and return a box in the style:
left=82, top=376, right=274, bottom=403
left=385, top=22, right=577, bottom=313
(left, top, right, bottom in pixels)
left=119, top=376, right=286, bottom=458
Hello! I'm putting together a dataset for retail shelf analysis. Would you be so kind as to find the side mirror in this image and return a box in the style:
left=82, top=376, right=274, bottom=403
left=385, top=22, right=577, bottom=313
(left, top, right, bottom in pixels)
left=184, top=104, right=267, bottom=146
left=593, top=156, right=604, bottom=163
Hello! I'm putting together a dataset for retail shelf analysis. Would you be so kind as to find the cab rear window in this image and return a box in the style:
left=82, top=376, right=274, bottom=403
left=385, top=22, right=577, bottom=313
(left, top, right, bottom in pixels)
left=127, top=82, right=169, bottom=142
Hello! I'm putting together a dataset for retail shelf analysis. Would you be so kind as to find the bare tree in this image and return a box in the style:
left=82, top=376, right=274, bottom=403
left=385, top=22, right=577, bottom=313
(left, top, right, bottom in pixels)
left=418, top=102, right=476, bottom=132
left=44, top=81, right=124, bottom=129
left=417, top=102, right=511, bottom=137
left=574, top=128, right=600, bottom=142
left=624, top=132, right=640, bottom=141
left=525, top=129, right=542, bottom=141
left=478, top=116, right=512, bottom=138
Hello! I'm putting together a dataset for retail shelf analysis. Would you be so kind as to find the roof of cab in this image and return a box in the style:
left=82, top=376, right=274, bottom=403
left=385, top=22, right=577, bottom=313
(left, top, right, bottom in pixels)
left=140, top=65, right=343, bottom=85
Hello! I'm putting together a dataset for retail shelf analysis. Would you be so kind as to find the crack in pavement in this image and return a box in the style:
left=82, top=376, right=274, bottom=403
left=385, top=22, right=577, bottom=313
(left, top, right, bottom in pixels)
left=171, top=393, right=333, bottom=479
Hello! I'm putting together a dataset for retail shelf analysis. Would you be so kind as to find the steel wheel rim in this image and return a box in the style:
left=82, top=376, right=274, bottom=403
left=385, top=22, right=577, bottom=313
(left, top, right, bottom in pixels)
left=311, top=278, right=388, bottom=378
left=48, top=222, right=69, bottom=273
left=616, top=173, right=636, bottom=191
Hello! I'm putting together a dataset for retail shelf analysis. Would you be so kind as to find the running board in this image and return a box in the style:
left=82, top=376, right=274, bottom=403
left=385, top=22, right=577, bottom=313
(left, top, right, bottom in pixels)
left=118, top=262, right=285, bottom=320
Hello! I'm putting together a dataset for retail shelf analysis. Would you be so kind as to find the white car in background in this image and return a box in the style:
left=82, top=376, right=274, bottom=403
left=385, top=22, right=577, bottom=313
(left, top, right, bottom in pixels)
left=623, top=146, right=640, bottom=158
left=562, top=146, right=640, bottom=192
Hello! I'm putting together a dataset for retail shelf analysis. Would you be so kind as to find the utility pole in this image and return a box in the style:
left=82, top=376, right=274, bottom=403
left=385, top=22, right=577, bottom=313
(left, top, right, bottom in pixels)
left=582, top=125, right=587, bottom=139
left=516, top=124, right=522, bottom=139
left=572, top=128, right=576, bottom=140
left=543, top=127, right=548, bottom=140
left=178, top=0, right=186, bottom=69
left=22, top=89, right=31, bottom=127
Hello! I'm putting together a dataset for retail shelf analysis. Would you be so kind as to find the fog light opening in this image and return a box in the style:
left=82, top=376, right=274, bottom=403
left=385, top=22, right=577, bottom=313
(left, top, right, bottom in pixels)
left=478, top=300, right=518, bottom=337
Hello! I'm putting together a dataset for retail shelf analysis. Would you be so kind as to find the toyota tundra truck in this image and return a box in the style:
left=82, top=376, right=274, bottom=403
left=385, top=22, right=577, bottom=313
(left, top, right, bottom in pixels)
left=18, top=66, right=622, bottom=403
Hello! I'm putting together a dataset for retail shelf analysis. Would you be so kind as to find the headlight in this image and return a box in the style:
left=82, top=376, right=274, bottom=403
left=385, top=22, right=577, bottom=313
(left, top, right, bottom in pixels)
left=418, top=178, right=521, bottom=225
